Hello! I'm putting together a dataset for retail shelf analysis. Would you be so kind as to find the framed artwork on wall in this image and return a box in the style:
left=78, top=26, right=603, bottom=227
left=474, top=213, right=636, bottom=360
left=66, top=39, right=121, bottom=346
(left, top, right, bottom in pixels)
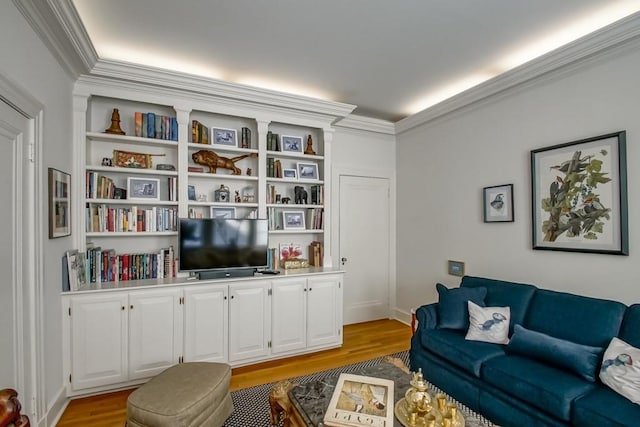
left=48, top=168, right=71, bottom=238
left=483, top=184, right=514, bottom=223
left=447, top=260, right=465, bottom=277
left=531, top=131, right=628, bottom=255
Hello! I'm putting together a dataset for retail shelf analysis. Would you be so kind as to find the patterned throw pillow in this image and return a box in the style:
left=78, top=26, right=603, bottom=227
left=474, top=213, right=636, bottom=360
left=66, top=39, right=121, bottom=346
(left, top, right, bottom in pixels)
left=465, top=301, right=510, bottom=344
left=600, top=337, right=640, bottom=404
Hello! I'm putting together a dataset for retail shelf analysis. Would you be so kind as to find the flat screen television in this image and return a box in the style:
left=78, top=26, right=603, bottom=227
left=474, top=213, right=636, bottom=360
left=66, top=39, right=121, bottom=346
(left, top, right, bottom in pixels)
left=178, top=218, right=268, bottom=277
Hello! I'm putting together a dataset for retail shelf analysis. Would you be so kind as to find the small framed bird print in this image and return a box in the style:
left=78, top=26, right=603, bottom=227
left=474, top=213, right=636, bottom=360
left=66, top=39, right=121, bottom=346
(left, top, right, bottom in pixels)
left=483, top=184, right=514, bottom=223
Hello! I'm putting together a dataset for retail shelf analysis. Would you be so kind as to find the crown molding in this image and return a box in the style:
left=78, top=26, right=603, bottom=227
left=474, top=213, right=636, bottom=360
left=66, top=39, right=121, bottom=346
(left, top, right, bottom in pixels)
left=334, top=115, right=396, bottom=135
left=13, top=0, right=97, bottom=78
left=396, top=11, right=640, bottom=134
left=89, top=59, right=356, bottom=120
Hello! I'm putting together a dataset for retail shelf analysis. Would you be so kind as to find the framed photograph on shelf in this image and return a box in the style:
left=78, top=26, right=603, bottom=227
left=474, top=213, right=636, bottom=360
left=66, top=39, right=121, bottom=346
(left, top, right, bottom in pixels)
left=210, top=206, right=236, bottom=219
left=283, top=168, right=298, bottom=180
left=296, top=162, right=319, bottom=180
left=212, top=127, right=237, bottom=147
left=483, top=184, right=514, bottom=223
left=447, top=260, right=465, bottom=277
left=48, top=168, right=71, bottom=238
left=279, top=242, right=303, bottom=261
left=281, top=135, right=303, bottom=153
left=282, top=210, right=306, bottom=230
left=127, top=177, right=160, bottom=201
left=187, top=185, right=196, bottom=201
left=531, top=131, right=628, bottom=255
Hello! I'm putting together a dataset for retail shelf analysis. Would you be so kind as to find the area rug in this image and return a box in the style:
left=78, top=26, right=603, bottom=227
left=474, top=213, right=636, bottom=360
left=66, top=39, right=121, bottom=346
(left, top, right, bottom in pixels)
left=223, top=351, right=494, bottom=426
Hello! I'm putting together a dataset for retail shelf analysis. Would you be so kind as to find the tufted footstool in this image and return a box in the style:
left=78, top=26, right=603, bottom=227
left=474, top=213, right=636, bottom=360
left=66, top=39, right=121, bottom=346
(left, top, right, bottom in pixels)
left=127, top=362, right=233, bottom=427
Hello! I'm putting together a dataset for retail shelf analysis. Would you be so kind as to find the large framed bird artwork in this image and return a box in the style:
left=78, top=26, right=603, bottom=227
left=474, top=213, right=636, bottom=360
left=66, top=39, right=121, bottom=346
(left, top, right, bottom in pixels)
left=530, top=131, right=628, bottom=255
left=483, top=183, right=514, bottom=223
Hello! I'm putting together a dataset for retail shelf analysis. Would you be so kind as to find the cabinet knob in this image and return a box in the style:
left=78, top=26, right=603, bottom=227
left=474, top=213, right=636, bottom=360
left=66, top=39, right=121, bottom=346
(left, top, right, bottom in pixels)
left=309, top=288, right=312, bottom=291
left=130, top=305, right=133, bottom=309
left=341, top=257, right=348, bottom=265
left=122, top=306, right=125, bottom=310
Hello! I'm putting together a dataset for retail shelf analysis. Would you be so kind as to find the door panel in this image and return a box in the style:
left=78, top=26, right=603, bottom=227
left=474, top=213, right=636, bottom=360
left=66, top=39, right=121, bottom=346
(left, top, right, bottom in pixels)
left=339, top=175, right=390, bottom=324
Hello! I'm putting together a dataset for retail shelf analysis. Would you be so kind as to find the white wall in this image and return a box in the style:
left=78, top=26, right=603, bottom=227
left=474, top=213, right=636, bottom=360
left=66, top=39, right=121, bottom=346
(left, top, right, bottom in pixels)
left=396, top=41, right=640, bottom=314
left=0, top=1, right=74, bottom=421
left=331, top=121, right=397, bottom=310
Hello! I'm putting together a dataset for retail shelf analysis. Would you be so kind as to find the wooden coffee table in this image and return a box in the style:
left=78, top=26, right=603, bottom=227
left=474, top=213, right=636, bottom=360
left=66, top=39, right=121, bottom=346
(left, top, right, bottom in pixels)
left=269, top=357, right=410, bottom=427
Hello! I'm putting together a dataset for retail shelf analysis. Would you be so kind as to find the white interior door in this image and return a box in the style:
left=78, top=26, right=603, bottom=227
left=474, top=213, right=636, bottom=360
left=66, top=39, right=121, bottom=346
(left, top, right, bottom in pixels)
left=0, top=99, right=31, bottom=401
left=339, top=175, right=390, bottom=324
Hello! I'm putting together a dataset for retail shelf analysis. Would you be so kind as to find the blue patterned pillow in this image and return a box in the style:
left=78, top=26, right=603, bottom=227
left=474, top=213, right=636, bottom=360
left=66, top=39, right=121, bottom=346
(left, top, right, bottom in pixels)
left=436, top=283, right=487, bottom=330
left=507, top=324, right=603, bottom=382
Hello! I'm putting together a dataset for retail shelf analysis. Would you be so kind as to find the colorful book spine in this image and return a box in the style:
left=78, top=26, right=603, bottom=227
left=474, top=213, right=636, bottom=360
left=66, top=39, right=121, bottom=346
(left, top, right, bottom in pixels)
left=134, top=112, right=142, bottom=137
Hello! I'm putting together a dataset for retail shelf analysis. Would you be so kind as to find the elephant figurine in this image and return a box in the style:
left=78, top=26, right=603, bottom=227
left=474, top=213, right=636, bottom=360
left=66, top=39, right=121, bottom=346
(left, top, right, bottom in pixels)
left=294, top=186, right=308, bottom=204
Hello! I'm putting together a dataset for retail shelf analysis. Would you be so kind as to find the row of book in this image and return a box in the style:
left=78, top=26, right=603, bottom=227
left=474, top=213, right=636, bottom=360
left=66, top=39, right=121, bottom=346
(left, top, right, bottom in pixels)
left=63, top=246, right=176, bottom=291
left=266, top=131, right=281, bottom=151
left=267, top=158, right=283, bottom=178
left=307, top=208, right=324, bottom=230
left=86, top=173, right=178, bottom=202
left=309, top=241, right=324, bottom=266
left=266, top=248, right=280, bottom=271
left=86, top=205, right=178, bottom=233
left=191, top=120, right=209, bottom=144
left=134, top=112, right=178, bottom=141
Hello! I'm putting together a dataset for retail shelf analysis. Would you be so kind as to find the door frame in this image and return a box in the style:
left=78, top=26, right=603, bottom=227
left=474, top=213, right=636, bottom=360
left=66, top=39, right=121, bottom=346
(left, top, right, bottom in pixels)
left=0, top=72, right=45, bottom=422
left=332, top=165, right=397, bottom=321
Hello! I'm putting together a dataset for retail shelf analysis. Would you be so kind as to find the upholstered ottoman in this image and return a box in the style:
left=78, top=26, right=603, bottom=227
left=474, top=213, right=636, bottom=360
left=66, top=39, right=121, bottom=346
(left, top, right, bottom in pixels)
left=127, top=362, right=233, bottom=427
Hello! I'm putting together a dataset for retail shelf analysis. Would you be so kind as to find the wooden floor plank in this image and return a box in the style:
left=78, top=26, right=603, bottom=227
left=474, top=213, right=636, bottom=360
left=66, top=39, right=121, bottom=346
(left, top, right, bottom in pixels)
left=56, top=319, right=411, bottom=426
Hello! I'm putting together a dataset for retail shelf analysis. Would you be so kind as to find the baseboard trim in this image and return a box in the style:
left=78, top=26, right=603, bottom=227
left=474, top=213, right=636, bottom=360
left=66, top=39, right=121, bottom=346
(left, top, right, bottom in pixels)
left=43, top=386, right=68, bottom=427
left=394, top=308, right=412, bottom=326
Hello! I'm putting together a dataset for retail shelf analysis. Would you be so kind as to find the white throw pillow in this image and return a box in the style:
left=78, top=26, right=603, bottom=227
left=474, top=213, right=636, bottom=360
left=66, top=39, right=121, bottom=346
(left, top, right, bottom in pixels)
left=465, top=301, right=510, bottom=344
left=599, top=337, right=640, bottom=405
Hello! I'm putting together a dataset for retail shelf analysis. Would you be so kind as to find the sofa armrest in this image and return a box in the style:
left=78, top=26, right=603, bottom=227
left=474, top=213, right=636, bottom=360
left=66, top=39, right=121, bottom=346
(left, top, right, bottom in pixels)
left=416, top=303, right=438, bottom=331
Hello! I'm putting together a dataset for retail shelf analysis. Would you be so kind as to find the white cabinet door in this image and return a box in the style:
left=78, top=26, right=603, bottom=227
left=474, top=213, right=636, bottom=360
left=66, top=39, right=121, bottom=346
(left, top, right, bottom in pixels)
left=70, top=293, right=128, bottom=390
left=271, top=278, right=307, bottom=354
left=183, top=285, right=228, bottom=362
left=228, top=281, right=270, bottom=362
left=128, top=289, right=182, bottom=380
left=307, top=275, right=342, bottom=348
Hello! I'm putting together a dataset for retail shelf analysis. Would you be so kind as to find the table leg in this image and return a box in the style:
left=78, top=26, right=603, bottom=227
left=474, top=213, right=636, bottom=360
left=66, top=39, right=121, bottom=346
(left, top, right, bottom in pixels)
left=269, top=380, right=308, bottom=427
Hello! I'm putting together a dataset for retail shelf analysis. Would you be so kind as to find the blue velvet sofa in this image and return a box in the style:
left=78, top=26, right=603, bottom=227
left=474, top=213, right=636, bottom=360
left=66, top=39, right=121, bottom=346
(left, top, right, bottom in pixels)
left=410, top=276, right=640, bottom=427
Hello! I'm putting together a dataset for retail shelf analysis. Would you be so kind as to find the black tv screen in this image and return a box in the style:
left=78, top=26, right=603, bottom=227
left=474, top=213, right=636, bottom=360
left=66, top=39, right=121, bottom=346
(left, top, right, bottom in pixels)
left=178, top=218, right=268, bottom=271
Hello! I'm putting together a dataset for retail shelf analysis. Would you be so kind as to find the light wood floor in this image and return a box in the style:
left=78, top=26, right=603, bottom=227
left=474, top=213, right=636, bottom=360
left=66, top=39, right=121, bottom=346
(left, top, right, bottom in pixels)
left=56, top=319, right=412, bottom=426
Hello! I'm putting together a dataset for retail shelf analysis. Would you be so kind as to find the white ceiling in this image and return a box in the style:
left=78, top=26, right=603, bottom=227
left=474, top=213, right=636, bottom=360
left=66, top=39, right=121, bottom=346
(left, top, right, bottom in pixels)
left=70, top=0, right=640, bottom=122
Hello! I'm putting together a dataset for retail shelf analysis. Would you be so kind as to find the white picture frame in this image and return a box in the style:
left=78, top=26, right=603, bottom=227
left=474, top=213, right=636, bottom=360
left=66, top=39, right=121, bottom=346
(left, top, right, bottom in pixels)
left=296, top=162, right=319, bottom=180
left=127, top=177, right=160, bottom=200
left=283, top=168, right=298, bottom=180
left=210, top=206, right=236, bottom=219
left=212, top=127, right=238, bottom=147
left=282, top=210, right=306, bottom=230
left=281, top=135, right=303, bottom=153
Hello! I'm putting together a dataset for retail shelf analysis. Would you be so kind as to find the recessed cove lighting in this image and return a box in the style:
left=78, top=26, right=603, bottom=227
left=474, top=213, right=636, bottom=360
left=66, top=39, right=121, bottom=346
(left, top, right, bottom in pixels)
left=404, top=3, right=640, bottom=117
left=236, top=77, right=332, bottom=101
left=98, top=44, right=224, bottom=80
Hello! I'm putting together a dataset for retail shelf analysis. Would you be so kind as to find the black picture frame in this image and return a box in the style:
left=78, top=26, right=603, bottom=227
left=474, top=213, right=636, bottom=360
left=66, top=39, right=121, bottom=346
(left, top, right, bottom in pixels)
left=530, top=131, right=628, bottom=255
left=48, top=168, right=71, bottom=238
left=483, top=184, right=514, bottom=223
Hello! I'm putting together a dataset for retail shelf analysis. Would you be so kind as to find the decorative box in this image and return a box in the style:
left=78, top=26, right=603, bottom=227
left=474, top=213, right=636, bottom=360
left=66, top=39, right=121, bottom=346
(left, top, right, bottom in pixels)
left=282, top=259, right=309, bottom=270
left=214, top=184, right=230, bottom=202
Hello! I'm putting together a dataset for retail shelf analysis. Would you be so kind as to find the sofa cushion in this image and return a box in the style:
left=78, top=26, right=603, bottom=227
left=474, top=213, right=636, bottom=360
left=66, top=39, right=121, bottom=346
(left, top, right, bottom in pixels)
left=420, top=328, right=505, bottom=377
left=465, top=301, right=510, bottom=344
left=506, top=325, right=603, bottom=382
left=482, top=354, right=595, bottom=421
left=524, top=289, right=626, bottom=347
left=599, top=337, right=640, bottom=404
left=573, top=385, right=640, bottom=427
left=460, top=276, right=536, bottom=334
left=619, top=304, right=640, bottom=347
left=435, top=283, right=486, bottom=330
